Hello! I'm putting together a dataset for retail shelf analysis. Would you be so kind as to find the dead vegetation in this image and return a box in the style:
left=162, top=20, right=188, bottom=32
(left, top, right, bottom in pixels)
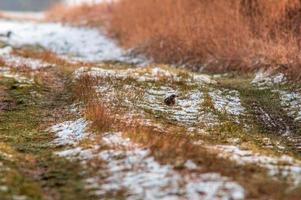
left=12, top=48, right=92, bottom=69
left=48, top=0, right=301, bottom=77
left=0, top=57, right=5, bottom=66
left=107, top=0, right=301, bottom=74
left=85, top=102, right=115, bottom=132
left=46, top=3, right=109, bottom=27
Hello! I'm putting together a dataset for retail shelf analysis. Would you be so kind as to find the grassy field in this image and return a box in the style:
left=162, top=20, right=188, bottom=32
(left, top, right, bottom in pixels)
left=1, top=5, right=301, bottom=199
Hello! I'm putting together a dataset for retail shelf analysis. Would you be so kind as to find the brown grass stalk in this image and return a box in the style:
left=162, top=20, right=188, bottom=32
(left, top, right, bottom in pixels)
left=85, top=102, right=114, bottom=132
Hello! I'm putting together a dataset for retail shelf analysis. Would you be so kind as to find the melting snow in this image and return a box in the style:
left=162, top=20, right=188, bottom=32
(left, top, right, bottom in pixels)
left=74, top=66, right=214, bottom=85
left=0, top=67, right=34, bottom=84
left=87, top=133, right=245, bottom=200
left=75, top=67, right=184, bottom=82
left=140, top=88, right=215, bottom=126
left=210, top=145, right=301, bottom=185
left=74, top=67, right=219, bottom=127
left=48, top=118, right=89, bottom=146
left=0, top=20, right=133, bottom=62
left=252, top=71, right=286, bottom=89
left=0, top=46, right=53, bottom=70
left=251, top=71, right=301, bottom=122
left=50, top=119, right=244, bottom=200
left=209, top=89, right=245, bottom=116
left=278, top=90, right=301, bottom=121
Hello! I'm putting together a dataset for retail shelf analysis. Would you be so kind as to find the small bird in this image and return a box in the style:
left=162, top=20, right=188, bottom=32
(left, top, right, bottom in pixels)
left=164, top=94, right=178, bottom=106
left=0, top=31, right=12, bottom=38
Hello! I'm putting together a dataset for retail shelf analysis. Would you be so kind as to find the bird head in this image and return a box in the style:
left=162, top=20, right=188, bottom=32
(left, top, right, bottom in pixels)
left=170, top=94, right=178, bottom=99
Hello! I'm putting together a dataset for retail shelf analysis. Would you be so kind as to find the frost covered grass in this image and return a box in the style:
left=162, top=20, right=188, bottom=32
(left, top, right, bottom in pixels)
left=92, top=132, right=245, bottom=200
left=73, top=66, right=247, bottom=130
left=48, top=118, right=89, bottom=146
left=209, top=89, right=245, bottom=116
left=0, top=67, right=34, bottom=85
left=248, top=71, right=301, bottom=153
left=0, top=46, right=53, bottom=70
left=51, top=122, right=245, bottom=200
left=208, top=145, right=301, bottom=185
left=278, top=91, right=301, bottom=122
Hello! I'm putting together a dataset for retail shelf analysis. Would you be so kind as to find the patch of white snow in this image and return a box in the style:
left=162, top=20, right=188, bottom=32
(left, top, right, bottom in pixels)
left=0, top=20, right=133, bottom=62
left=209, top=145, right=301, bottom=185
left=48, top=118, right=89, bottom=146
left=209, top=89, right=245, bottom=116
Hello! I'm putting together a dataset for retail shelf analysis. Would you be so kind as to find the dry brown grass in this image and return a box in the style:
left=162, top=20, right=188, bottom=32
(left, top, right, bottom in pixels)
left=106, top=0, right=301, bottom=75
left=72, top=74, right=116, bottom=132
left=0, top=57, right=5, bottom=66
left=46, top=3, right=110, bottom=27
left=13, top=49, right=67, bottom=66
left=72, top=74, right=98, bottom=103
left=12, top=48, right=92, bottom=68
left=46, top=0, right=301, bottom=76
left=85, top=102, right=115, bottom=132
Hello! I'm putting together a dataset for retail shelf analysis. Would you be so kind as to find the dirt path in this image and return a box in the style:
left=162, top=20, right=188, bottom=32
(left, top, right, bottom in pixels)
left=0, top=15, right=301, bottom=200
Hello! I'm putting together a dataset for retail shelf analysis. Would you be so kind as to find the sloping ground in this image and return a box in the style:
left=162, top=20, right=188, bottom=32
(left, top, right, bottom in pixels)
left=0, top=16, right=301, bottom=200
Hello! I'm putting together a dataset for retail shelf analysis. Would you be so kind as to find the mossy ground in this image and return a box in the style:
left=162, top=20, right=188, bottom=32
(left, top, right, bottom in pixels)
left=0, top=69, right=93, bottom=199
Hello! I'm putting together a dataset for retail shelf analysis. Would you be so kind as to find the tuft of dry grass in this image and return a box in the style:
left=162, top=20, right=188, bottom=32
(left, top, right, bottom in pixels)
left=72, top=74, right=116, bottom=132
left=0, top=57, right=5, bottom=66
left=85, top=102, right=115, bottom=132
left=72, top=74, right=98, bottom=103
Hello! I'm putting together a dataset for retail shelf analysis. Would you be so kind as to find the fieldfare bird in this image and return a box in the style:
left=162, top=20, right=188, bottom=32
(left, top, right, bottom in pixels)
left=164, top=94, right=178, bottom=106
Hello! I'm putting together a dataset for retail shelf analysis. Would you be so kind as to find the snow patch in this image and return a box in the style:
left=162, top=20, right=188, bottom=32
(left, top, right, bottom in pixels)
left=252, top=71, right=286, bottom=89
left=278, top=90, right=301, bottom=121
left=0, top=20, right=135, bottom=62
left=91, top=133, right=245, bottom=200
left=251, top=71, right=301, bottom=122
left=209, top=89, right=245, bottom=116
left=64, top=0, right=114, bottom=6
left=54, top=127, right=244, bottom=199
left=0, top=67, right=34, bottom=84
left=74, top=66, right=214, bottom=85
left=140, top=88, right=214, bottom=125
left=0, top=46, right=52, bottom=70
left=74, top=67, right=219, bottom=127
left=48, top=118, right=89, bottom=146
left=193, top=74, right=216, bottom=84
left=210, top=145, right=301, bottom=185
left=75, top=67, right=183, bottom=82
